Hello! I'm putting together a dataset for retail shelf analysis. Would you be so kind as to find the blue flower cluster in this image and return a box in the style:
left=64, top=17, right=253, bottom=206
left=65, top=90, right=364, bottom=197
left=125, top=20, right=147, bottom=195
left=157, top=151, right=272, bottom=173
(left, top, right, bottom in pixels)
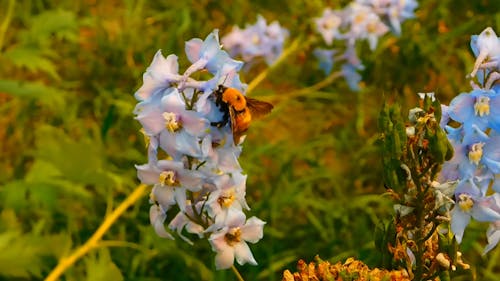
left=222, top=15, right=289, bottom=66
left=133, top=30, right=265, bottom=269
left=440, top=27, right=500, bottom=254
left=313, top=0, right=418, bottom=91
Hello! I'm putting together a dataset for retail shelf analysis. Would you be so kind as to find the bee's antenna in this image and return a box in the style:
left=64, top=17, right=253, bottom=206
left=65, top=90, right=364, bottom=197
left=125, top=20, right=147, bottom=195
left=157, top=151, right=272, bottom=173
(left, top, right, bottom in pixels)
left=221, top=74, right=229, bottom=87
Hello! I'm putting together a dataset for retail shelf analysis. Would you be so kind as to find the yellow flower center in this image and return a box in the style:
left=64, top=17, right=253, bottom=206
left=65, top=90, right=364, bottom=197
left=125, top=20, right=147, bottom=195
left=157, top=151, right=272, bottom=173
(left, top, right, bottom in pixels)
left=159, top=170, right=177, bottom=186
left=474, top=96, right=490, bottom=117
left=458, top=194, right=474, bottom=212
left=323, top=16, right=340, bottom=30
left=224, top=227, right=242, bottom=246
left=252, top=34, right=260, bottom=45
left=468, top=142, right=484, bottom=165
left=354, top=11, right=368, bottom=25
left=367, top=22, right=377, bottom=33
left=163, top=112, right=181, bottom=132
left=217, top=189, right=236, bottom=208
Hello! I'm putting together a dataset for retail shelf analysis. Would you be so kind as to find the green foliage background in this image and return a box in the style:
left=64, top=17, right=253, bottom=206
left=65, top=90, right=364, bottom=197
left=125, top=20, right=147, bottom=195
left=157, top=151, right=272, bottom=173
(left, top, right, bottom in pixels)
left=0, top=0, right=499, bottom=280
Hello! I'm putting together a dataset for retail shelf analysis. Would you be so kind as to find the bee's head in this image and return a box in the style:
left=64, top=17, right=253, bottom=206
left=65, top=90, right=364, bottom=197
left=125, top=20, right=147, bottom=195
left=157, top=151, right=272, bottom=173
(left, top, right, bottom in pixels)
left=222, top=88, right=247, bottom=110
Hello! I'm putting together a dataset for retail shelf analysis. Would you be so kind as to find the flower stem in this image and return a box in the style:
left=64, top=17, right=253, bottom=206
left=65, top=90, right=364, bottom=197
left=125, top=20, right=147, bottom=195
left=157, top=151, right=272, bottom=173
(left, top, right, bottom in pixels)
left=412, top=167, right=426, bottom=281
left=356, top=90, right=365, bottom=135
left=246, top=37, right=303, bottom=95
left=284, top=71, right=342, bottom=100
left=231, top=265, right=245, bottom=281
left=44, top=184, right=148, bottom=281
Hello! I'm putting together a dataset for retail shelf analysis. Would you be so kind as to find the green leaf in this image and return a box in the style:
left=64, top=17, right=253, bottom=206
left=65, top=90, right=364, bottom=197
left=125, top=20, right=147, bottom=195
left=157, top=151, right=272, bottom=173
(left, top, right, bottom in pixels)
left=0, top=231, right=44, bottom=278
left=306, top=210, right=330, bottom=242
left=257, top=252, right=298, bottom=280
left=0, top=79, right=66, bottom=109
left=1, top=158, right=94, bottom=211
left=24, top=159, right=62, bottom=181
left=84, top=249, right=124, bottom=281
left=34, top=125, right=106, bottom=185
left=20, top=9, right=78, bottom=46
left=1, top=181, right=28, bottom=209
left=4, top=47, right=60, bottom=80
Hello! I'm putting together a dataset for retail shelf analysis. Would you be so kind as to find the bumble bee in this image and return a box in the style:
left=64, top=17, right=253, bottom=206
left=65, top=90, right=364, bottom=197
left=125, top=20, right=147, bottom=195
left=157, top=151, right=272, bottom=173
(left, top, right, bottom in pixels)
left=211, top=85, right=273, bottom=144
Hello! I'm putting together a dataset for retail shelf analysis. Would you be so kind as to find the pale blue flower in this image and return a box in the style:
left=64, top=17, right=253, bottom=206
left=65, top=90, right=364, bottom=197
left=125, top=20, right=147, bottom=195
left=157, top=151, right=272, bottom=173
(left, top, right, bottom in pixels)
left=440, top=125, right=500, bottom=180
left=342, top=64, right=362, bottom=91
left=134, top=30, right=265, bottom=270
left=134, top=51, right=180, bottom=101
left=222, top=15, right=289, bottom=65
left=469, top=27, right=500, bottom=78
left=169, top=201, right=206, bottom=244
left=183, top=30, right=242, bottom=82
left=150, top=204, right=174, bottom=239
left=451, top=179, right=500, bottom=243
left=136, top=160, right=205, bottom=211
left=386, top=0, right=418, bottom=35
left=484, top=219, right=500, bottom=254
left=343, top=3, right=389, bottom=49
left=205, top=173, right=249, bottom=230
left=314, top=8, right=344, bottom=45
left=448, top=89, right=500, bottom=134
left=209, top=211, right=265, bottom=269
left=205, top=143, right=242, bottom=173
left=135, top=88, right=210, bottom=159
left=263, top=19, right=289, bottom=64
left=439, top=139, right=466, bottom=182
left=313, top=48, right=336, bottom=75
left=158, top=90, right=210, bottom=159
left=339, top=47, right=364, bottom=91
left=355, top=0, right=418, bottom=36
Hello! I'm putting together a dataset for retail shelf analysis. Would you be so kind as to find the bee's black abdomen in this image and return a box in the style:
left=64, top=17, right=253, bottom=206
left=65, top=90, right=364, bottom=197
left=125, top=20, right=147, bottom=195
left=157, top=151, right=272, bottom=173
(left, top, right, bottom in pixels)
left=210, top=85, right=230, bottom=128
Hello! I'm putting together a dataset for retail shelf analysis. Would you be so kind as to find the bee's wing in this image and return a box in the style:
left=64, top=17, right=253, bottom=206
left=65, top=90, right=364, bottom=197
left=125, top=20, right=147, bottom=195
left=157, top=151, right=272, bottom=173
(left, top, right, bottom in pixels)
left=228, top=106, right=241, bottom=145
left=245, top=97, right=274, bottom=118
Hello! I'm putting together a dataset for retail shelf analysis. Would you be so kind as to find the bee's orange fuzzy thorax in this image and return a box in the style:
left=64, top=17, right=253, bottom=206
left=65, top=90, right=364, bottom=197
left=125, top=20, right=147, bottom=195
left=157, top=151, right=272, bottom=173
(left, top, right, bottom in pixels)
left=222, top=88, right=247, bottom=111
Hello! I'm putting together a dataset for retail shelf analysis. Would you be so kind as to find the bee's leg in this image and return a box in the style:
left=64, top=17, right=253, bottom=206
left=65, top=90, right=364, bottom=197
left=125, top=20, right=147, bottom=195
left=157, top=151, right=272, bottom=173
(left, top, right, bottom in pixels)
left=210, top=111, right=230, bottom=128
left=211, top=120, right=225, bottom=127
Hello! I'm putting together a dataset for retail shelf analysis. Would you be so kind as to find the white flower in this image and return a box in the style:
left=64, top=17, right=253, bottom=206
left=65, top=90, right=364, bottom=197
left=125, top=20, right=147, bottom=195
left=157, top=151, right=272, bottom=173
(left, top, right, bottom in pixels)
left=209, top=212, right=265, bottom=269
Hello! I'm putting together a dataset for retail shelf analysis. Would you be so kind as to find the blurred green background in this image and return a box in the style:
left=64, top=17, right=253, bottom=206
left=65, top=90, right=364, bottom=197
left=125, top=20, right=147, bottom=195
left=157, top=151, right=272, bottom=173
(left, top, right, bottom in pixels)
left=1, top=0, right=500, bottom=280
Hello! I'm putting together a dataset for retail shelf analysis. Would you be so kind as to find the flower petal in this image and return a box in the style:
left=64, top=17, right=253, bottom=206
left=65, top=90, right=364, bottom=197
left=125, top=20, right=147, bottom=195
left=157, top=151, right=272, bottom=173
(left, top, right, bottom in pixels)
left=136, top=163, right=160, bottom=184
left=241, top=217, right=265, bottom=243
left=152, top=184, right=176, bottom=208
left=158, top=131, right=182, bottom=160
left=472, top=200, right=500, bottom=222
left=451, top=207, right=471, bottom=243
left=483, top=224, right=500, bottom=254
left=149, top=205, right=174, bottom=239
left=180, top=110, right=209, bottom=136
left=135, top=51, right=180, bottom=101
left=161, top=89, right=186, bottom=113
left=234, top=241, right=257, bottom=266
left=135, top=99, right=166, bottom=135
left=200, top=30, right=221, bottom=60
left=448, top=93, right=475, bottom=123
left=174, top=131, right=204, bottom=158
left=174, top=187, right=187, bottom=212
left=225, top=210, right=246, bottom=228
left=177, top=170, right=204, bottom=192
left=214, top=248, right=235, bottom=270
left=185, top=38, right=203, bottom=63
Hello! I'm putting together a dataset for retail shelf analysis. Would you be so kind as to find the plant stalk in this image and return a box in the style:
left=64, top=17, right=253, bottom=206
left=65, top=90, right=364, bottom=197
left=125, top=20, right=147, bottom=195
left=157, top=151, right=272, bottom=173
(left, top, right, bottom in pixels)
left=0, top=0, right=15, bottom=52
left=231, top=265, right=245, bottom=281
left=246, top=37, right=304, bottom=95
left=45, top=184, right=148, bottom=281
